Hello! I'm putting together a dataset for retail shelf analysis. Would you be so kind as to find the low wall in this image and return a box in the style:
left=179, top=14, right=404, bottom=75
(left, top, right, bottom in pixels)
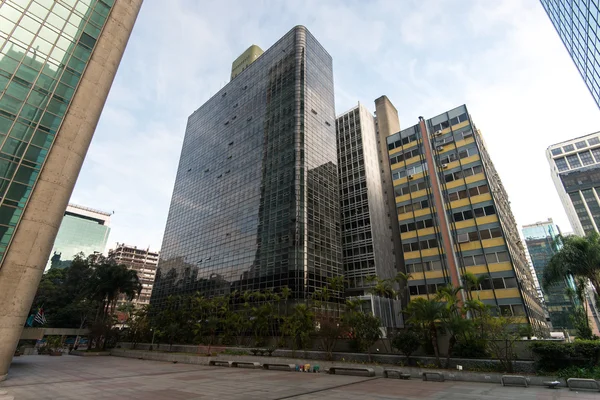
left=110, top=348, right=558, bottom=387
left=116, top=342, right=535, bottom=374
left=118, top=337, right=535, bottom=360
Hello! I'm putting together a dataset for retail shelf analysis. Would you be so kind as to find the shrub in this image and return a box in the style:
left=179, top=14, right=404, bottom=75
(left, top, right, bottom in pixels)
left=530, top=340, right=600, bottom=372
left=556, top=365, right=600, bottom=380
left=453, top=338, right=488, bottom=359
left=392, top=330, right=421, bottom=363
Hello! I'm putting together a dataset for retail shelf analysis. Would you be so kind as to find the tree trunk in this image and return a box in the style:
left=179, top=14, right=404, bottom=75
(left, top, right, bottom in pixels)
left=430, top=324, right=441, bottom=367
left=446, top=335, right=456, bottom=369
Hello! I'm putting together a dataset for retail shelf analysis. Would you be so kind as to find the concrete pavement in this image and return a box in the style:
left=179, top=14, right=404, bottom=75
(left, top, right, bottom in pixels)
left=1, top=355, right=598, bottom=399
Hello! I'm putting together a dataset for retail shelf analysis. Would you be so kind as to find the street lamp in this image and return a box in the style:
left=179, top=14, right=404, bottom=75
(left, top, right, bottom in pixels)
left=150, top=328, right=155, bottom=351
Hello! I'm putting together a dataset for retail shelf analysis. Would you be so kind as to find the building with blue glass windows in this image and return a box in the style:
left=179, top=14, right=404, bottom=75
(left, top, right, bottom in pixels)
left=540, top=0, right=600, bottom=108
left=0, top=0, right=142, bottom=380
left=522, top=219, right=576, bottom=334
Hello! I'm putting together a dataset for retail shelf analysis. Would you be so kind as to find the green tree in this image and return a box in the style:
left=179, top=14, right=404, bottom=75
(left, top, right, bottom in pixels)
left=544, top=233, right=600, bottom=306
left=405, top=297, right=445, bottom=367
left=392, top=330, right=421, bottom=365
left=345, top=306, right=382, bottom=362
left=486, top=315, right=521, bottom=373
left=282, top=304, right=315, bottom=355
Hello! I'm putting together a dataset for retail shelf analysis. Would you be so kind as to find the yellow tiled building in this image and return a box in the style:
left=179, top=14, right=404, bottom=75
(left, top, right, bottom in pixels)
left=386, top=105, right=549, bottom=336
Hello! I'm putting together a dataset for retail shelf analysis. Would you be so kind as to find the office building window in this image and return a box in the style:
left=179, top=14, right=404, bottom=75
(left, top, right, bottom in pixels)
left=566, top=154, right=582, bottom=168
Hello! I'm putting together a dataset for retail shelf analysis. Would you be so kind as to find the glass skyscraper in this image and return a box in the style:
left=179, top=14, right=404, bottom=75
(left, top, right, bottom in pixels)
left=522, top=219, right=576, bottom=334
left=540, top=0, right=600, bottom=108
left=0, top=0, right=142, bottom=381
left=47, top=203, right=111, bottom=270
left=0, top=0, right=115, bottom=261
left=151, top=26, right=342, bottom=309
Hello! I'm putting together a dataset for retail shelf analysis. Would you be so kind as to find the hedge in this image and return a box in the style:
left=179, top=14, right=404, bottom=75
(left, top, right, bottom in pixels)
left=530, top=341, right=600, bottom=372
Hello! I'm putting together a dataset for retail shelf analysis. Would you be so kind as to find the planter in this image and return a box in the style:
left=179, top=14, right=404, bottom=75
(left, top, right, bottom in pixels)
left=49, top=351, right=63, bottom=356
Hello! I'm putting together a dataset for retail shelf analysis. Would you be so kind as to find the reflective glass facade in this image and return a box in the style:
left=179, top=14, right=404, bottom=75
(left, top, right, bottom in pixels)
left=47, top=204, right=111, bottom=269
left=540, top=0, right=600, bottom=108
left=387, top=105, right=549, bottom=336
left=0, top=0, right=114, bottom=262
left=151, top=26, right=342, bottom=308
left=523, top=220, right=576, bottom=333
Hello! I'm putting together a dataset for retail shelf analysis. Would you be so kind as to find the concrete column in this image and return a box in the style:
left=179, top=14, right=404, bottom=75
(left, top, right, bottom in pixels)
left=374, top=96, right=403, bottom=273
left=0, top=0, right=143, bottom=381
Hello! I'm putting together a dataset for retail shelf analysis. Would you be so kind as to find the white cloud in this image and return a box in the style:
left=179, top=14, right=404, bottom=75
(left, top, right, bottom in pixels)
left=71, top=0, right=600, bottom=253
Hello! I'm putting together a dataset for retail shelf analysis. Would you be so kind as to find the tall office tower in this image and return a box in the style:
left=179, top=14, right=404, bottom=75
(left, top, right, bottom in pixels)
left=540, top=0, right=600, bottom=108
left=0, top=0, right=142, bottom=380
left=523, top=219, right=576, bottom=334
left=47, top=203, right=111, bottom=270
left=386, top=105, right=549, bottom=336
left=151, top=26, right=342, bottom=310
left=336, top=103, right=401, bottom=328
left=109, top=243, right=159, bottom=308
left=547, top=132, right=600, bottom=236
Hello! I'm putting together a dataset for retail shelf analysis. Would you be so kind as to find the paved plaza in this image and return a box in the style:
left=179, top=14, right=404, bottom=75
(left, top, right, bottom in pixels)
left=0, top=355, right=598, bottom=400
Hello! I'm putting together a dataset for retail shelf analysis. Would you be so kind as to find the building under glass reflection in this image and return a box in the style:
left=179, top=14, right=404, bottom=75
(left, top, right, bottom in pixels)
left=151, top=26, right=342, bottom=309
left=540, top=0, right=600, bottom=108
left=522, top=219, right=576, bottom=334
left=47, top=204, right=111, bottom=270
left=0, top=0, right=115, bottom=262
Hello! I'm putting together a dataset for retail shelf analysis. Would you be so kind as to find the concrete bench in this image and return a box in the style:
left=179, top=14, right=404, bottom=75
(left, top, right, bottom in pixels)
left=422, top=372, right=445, bottom=382
left=326, top=366, right=375, bottom=377
left=231, top=361, right=261, bottom=369
left=383, top=369, right=411, bottom=379
left=567, top=378, right=600, bottom=392
left=501, top=375, right=528, bottom=387
left=208, top=360, right=232, bottom=367
left=262, top=363, right=295, bottom=371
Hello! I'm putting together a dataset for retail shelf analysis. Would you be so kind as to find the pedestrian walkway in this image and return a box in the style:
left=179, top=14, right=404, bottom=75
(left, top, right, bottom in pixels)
left=1, top=355, right=597, bottom=399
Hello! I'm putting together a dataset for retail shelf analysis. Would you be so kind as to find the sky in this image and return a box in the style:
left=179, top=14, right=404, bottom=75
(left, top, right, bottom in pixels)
left=70, top=0, right=600, bottom=252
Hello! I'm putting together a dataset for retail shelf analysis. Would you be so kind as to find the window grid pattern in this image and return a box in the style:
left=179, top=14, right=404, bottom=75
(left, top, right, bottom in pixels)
left=388, top=104, right=549, bottom=335
left=523, top=222, right=577, bottom=333
left=541, top=0, right=600, bottom=108
left=337, top=105, right=395, bottom=292
left=151, top=27, right=342, bottom=309
left=0, top=0, right=113, bottom=261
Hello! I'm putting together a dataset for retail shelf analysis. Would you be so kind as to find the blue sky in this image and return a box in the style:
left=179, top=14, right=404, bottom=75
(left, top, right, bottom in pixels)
left=70, top=0, right=600, bottom=251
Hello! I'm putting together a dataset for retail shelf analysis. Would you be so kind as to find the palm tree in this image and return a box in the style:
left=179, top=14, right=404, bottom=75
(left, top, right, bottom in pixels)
left=544, top=233, right=600, bottom=301
left=462, top=272, right=488, bottom=300
left=405, top=297, right=446, bottom=367
left=366, top=276, right=396, bottom=299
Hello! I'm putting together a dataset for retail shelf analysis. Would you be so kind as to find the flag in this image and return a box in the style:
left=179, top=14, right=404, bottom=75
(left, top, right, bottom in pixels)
left=34, top=308, right=46, bottom=325
left=26, top=314, right=34, bottom=327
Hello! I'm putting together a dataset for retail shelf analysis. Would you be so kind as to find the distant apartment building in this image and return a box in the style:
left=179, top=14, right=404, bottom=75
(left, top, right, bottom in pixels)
left=522, top=219, right=576, bottom=334
left=47, top=204, right=111, bottom=270
left=540, top=0, right=600, bottom=108
left=547, top=132, right=600, bottom=236
left=110, top=243, right=159, bottom=308
left=386, top=105, right=549, bottom=336
left=336, top=103, right=401, bottom=328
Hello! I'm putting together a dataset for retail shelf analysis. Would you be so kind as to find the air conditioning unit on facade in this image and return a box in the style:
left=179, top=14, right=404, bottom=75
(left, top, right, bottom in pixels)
left=457, top=233, right=469, bottom=243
